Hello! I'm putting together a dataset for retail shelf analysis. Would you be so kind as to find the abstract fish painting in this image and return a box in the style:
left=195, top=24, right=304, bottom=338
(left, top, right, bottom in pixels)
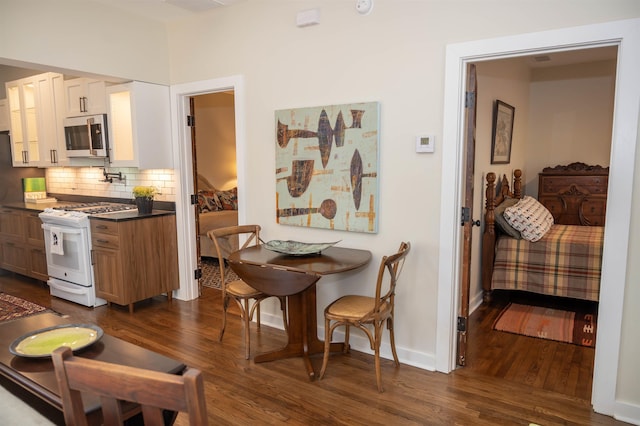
left=275, top=102, right=379, bottom=233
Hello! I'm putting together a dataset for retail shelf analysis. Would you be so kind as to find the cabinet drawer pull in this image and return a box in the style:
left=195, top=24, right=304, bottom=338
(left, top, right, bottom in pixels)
left=97, top=239, right=109, bottom=244
left=95, top=225, right=108, bottom=229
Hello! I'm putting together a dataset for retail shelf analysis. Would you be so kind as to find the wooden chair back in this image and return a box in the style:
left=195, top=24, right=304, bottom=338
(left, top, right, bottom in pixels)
left=372, top=241, right=410, bottom=319
left=209, top=225, right=261, bottom=289
left=52, top=346, right=208, bottom=426
left=227, top=259, right=322, bottom=297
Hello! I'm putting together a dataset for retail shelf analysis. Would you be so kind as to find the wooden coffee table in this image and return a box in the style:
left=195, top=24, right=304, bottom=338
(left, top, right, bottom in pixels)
left=0, top=312, right=186, bottom=424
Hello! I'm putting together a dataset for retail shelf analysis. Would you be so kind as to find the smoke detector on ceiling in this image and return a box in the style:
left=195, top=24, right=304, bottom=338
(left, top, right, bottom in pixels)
left=355, top=0, right=373, bottom=15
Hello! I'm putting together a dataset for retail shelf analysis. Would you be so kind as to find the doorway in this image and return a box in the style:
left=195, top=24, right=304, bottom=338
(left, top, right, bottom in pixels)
left=458, top=48, right=616, bottom=372
left=191, top=91, right=238, bottom=292
left=170, top=75, right=246, bottom=303
left=436, top=19, right=640, bottom=417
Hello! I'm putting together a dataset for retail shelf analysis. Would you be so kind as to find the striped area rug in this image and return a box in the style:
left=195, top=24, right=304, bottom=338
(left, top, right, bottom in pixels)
left=493, top=302, right=597, bottom=347
left=0, top=292, right=49, bottom=322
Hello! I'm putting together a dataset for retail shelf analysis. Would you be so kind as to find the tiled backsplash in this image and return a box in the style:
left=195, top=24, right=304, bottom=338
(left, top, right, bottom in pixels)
left=45, top=167, right=176, bottom=202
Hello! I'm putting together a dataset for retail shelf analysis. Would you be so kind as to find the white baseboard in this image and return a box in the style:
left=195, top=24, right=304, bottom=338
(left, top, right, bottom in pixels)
left=259, top=311, right=437, bottom=372
left=614, top=400, right=640, bottom=425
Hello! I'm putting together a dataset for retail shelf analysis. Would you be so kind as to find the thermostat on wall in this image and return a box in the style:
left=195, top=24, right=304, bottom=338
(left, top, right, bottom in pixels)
left=416, top=135, right=435, bottom=153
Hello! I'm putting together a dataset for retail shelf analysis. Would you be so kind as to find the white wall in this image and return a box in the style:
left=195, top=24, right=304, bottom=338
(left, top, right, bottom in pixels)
left=0, top=0, right=170, bottom=84
left=525, top=60, right=616, bottom=195
left=2, top=0, right=640, bottom=417
left=194, top=93, right=237, bottom=190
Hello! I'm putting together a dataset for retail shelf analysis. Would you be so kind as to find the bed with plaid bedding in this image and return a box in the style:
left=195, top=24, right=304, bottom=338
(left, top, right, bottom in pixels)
left=491, top=224, right=603, bottom=301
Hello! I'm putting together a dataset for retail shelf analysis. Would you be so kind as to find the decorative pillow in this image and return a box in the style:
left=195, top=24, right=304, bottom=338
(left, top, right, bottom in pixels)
left=197, top=190, right=221, bottom=213
left=493, top=197, right=522, bottom=239
left=197, top=188, right=238, bottom=213
left=503, top=196, right=554, bottom=242
left=216, top=187, right=238, bottom=210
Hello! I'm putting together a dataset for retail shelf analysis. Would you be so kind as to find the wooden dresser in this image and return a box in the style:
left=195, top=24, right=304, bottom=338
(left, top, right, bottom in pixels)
left=538, top=162, right=609, bottom=226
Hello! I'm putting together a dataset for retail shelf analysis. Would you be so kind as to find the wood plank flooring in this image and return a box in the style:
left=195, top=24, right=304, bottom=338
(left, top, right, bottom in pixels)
left=0, top=273, right=628, bottom=425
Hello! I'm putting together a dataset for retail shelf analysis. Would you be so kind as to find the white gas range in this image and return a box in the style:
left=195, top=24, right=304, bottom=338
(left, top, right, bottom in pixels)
left=39, top=202, right=137, bottom=307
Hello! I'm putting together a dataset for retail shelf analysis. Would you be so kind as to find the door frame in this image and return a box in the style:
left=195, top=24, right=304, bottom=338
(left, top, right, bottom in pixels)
left=169, top=75, right=246, bottom=302
left=436, top=18, right=640, bottom=417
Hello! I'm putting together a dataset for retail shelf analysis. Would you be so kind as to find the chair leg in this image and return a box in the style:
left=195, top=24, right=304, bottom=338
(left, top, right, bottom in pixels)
left=318, top=319, right=333, bottom=380
left=343, top=325, right=350, bottom=354
left=388, top=317, right=400, bottom=366
left=256, top=301, right=261, bottom=330
left=219, top=296, right=228, bottom=342
left=243, top=299, right=251, bottom=360
left=374, top=323, right=384, bottom=392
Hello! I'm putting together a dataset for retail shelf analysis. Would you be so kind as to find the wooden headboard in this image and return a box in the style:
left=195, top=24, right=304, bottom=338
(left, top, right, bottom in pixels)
left=537, top=162, right=609, bottom=226
left=481, top=170, right=522, bottom=302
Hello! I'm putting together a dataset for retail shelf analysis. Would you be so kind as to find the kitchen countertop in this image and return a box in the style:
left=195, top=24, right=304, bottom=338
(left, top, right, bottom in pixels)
left=2, top=201, right=76, bottom=211
left=1, top=201, right=175, bottom=222
left=89, top=209, right=175, bottom=222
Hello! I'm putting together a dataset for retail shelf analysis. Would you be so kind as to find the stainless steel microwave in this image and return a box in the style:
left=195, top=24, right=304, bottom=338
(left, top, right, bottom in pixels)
left=63, top=114, right=109, bottom=158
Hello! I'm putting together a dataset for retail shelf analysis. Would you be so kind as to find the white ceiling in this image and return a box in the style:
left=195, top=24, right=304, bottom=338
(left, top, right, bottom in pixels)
left=89, top=0, right=244, bottom=22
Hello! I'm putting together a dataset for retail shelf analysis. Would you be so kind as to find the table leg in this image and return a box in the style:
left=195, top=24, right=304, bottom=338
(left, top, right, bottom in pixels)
left=253, top=286, right=345, bottom=379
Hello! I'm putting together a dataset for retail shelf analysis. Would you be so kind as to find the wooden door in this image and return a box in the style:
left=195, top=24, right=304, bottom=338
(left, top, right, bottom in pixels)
left=189, top=97, right=203, bottom=295
left=457, top=63, right=478, bottom=366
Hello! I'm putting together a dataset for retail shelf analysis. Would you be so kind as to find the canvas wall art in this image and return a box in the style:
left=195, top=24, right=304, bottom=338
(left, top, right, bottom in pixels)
left=275, top=102, right=379, bottom=233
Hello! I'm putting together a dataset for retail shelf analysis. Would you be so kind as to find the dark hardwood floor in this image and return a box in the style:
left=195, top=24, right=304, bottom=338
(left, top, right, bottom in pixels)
left=466, top=290, right=598, bottom=401
left=0, top=273, right=627, bottom=425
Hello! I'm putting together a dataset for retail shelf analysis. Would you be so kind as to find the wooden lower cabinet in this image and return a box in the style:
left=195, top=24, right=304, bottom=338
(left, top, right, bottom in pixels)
left=0, top=207, right=47, bottom=281
left=91, top=214, right=179, bottom=313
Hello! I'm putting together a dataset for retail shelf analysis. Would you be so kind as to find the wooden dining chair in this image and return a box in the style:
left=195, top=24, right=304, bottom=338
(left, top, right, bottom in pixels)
left=51, top=346, right=208, bottom=426
left=318, top=241, right=411, bottom=392
left=208, top=225, right=288, bottom=359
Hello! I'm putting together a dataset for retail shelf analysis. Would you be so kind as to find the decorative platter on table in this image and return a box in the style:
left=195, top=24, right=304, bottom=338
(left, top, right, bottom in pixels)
left=9, top=324, right=104, bottom=358
left=262, top=240, right=340, bottom=256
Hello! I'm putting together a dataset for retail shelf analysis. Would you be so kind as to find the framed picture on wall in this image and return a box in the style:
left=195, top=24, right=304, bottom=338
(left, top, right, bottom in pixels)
left=491, top=100, right=515, bottom=164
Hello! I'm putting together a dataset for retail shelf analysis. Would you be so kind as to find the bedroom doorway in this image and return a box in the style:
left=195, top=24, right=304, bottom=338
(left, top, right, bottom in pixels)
left=459, top=47, right=617, bottom=376
left=438, top=19, right=640, bottom=416
left=191, top=90, right=238, bottom=293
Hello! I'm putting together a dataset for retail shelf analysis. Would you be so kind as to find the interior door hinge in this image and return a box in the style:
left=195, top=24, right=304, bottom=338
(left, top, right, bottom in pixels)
left=461, top=207, right=480, bottom=227
left=194, top=268, right=202, bottom=280
left=190, top=194, right=198, bottom=205
left=457, top=316, right=467, bottom=332
left=187, top=115, right=195, bottom=127
left=465, top=91, right=475, bottom=108
left=461, top=207, right=470, bottom=225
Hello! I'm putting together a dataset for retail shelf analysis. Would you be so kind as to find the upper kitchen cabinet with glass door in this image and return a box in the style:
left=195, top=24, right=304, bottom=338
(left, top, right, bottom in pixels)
left=6, top=72, right=67, bottom=168
left=6, top=77, right=40, bottom=166
left=107, top=81, right=172, bottom=169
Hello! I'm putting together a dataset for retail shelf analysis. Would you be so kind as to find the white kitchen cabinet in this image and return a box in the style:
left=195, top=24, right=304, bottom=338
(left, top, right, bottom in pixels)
left=5, top=72, right=67, bottom=167
left=107, top=81, right=173, bottom=169
left=63, top=78, right=107, bottom=117
left=6, top=78, right=39, bottom=166
left=38, top=73, right=68, bottom=166
left=0, top=98, right=9, bottom=131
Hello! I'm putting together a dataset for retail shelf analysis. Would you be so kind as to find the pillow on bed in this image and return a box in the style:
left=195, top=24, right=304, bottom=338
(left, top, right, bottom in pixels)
left=215, top=187, right=238, bottom=210
left=493, top=197, right=522, bottom=239
left=197, top=190, right=220, bottom=213
left=503, top=195, right=554, bottom=242
left=197, top=188, right=238, bottom=213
